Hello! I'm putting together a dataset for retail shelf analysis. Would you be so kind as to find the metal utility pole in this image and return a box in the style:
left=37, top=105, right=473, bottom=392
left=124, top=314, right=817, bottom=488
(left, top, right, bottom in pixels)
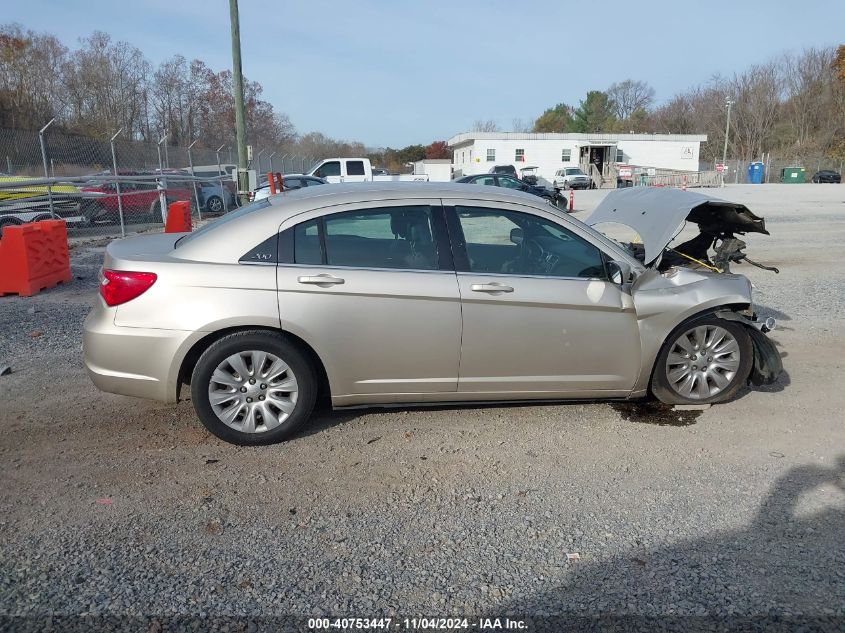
left=216, top=145, right=229, bottom=214
left=229, top=0, right=249, bottom=205
left=187, top=140, right=202, bottom=220
left=110, top=128, right=126, bottom=237
left=721, top=97, right=734, bottom=187
left=38, top=119, right=56, bottom=218
left=156, top=133, right=168, bottom=223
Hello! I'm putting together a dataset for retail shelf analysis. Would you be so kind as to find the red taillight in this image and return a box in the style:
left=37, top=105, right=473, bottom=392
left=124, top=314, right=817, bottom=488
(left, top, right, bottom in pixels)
left=99, top=270, right=157, bottom=306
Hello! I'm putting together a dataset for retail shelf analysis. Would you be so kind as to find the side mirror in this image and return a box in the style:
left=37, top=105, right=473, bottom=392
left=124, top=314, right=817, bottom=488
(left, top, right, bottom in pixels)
left=510, top=227, right=524, bottom=245
left=520, top=184, right=529, bottom=191
left=607, top=260, right=633, bottom=285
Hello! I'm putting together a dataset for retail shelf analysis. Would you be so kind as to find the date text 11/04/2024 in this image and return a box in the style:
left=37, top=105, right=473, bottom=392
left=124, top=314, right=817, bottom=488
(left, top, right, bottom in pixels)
left=308, top=618, right=528, bottom=630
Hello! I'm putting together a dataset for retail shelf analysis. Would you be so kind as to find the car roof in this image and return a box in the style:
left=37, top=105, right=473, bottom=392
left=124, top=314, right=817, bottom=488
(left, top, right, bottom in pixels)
left=174, top=182, right=548, bottom=263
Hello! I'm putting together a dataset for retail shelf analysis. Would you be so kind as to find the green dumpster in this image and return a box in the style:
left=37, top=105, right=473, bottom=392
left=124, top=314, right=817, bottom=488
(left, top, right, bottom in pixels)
left=781, top=167, right=806, bottom=184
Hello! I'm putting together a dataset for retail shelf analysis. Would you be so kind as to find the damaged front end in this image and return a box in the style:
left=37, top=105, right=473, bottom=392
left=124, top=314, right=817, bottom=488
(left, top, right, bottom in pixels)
left=714, top=309, right=783, bottom=386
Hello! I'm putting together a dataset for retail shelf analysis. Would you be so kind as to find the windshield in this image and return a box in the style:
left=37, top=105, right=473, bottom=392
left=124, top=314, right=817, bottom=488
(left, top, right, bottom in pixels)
left=566, top=168, right=585, bottom=176
left=176, top=199, right=271, bottom=247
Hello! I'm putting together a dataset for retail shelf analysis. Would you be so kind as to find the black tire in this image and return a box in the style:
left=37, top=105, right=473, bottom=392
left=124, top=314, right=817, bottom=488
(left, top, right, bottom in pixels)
left=651, top=314, right=753, bottom=405
left=205, top=195, right=224, bottom=214
left=80, top=201, right=103, bottom=226
left=0, top=216, right=23, bottom=238
left=31, top=214, right=54, bottom=223
left=190, top=330, right=318, bottom=445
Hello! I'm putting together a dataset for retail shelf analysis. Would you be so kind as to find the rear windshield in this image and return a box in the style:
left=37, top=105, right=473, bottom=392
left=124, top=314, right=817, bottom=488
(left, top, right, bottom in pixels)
left=176, top=198, right=270, bottom=247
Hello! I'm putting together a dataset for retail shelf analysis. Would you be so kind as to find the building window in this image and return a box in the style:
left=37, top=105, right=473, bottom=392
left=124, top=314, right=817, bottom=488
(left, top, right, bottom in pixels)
left=561, top=149, right=571, bottom=162
left=486, top=149, right=495, bottom=162
left=515, top=148, right=525, bottom=162
left=616, top=148, right=624, bottom=162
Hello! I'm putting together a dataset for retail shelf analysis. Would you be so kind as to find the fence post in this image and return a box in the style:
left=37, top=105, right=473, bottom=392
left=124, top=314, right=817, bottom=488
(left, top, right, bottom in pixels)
left=268, top=151, right=276, bottom=173
left=187, top=140, right=202, bottom=221
left=216, top=145, right=229, bottom=213
left=110, top=128, right=126, bottom=238
left=156, top=133, right=168, bottom=224
left=38, top=119, right=56, bottom=218
left=256, top=148, right=265, bottom=175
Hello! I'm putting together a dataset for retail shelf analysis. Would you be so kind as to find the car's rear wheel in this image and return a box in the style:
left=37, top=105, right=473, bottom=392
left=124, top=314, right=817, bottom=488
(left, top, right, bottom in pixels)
left=651, top=316, right=752, bottom=405
left=191, top=331, right=317, bottom=445
left=0, top=216, right=23, bottom=238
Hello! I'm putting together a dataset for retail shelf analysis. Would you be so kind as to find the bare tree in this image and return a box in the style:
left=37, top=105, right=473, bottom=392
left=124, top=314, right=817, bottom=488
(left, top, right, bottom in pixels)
left=0, top=24, right=68, bottom=129
left=62, top=31, right=150, bottom=137
left=511, top=117, right=532, bottom=132
left=471, top=119, right=499, bottom=132
left=729, top=61, right=783, bottom=160
left=782, top=48, right=836, bottom=155
left=607, top=79, right=655, bottom=120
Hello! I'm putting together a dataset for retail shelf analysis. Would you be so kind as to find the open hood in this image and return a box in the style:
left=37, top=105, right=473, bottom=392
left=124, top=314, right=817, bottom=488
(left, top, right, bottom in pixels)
left=586, top=187, right=769, bottom=267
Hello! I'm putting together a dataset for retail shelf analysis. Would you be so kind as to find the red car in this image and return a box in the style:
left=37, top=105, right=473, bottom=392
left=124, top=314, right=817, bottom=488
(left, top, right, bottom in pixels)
left=80, top=170, right=193, bottom=225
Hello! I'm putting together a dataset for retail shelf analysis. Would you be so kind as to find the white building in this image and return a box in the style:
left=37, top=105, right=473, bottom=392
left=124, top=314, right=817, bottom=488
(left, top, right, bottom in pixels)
left=448, top=132, right=707, bottom=186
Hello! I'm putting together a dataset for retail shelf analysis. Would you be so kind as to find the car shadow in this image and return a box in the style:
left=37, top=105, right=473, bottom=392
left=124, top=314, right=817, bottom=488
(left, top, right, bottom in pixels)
left=481, top=456, right=845, bottom=631
left=753, top=304, right=792, bottom=322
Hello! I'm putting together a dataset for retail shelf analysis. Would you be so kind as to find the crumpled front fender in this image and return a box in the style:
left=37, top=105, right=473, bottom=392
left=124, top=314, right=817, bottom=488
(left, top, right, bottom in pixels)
left=714, top=309, right=783, bottom=386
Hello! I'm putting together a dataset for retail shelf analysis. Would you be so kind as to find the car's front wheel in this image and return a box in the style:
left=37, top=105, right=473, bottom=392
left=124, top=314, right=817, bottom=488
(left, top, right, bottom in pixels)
left=651, top=316, right=753, bottom=405
left=191, top=330, right=317, bottom=445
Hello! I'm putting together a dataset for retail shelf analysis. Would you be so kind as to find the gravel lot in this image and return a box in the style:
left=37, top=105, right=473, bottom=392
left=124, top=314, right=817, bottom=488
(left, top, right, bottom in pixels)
left=1, top=184, right=843, bottom=630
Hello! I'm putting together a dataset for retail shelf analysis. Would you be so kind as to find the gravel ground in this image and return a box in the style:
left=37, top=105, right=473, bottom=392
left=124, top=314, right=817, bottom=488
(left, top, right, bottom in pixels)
left=0, top=184, right=843, bottom=631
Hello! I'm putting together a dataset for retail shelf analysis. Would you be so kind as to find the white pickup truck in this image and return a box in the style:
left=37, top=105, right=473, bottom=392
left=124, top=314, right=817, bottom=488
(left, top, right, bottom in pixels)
left=307, top=158, right=429, bottom=183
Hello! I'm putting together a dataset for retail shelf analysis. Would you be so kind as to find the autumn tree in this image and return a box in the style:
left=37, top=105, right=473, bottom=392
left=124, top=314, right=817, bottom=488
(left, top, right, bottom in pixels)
left=0, top=24, right=67, bottom=130
left=424, top=140, right=451, bottom=159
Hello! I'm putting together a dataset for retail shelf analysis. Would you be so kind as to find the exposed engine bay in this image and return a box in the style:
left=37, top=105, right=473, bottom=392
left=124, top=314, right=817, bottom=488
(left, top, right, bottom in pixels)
left=586, top=188, right=780, bottom=274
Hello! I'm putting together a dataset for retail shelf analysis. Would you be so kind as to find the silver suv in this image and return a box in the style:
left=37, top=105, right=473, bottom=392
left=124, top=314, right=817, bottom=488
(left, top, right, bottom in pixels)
left=83, top=183, right=780, bottom=445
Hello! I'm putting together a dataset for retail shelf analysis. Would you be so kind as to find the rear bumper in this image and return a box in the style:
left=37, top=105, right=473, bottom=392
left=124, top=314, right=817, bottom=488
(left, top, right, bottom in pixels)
left=83, top=301, right=194, bottom=403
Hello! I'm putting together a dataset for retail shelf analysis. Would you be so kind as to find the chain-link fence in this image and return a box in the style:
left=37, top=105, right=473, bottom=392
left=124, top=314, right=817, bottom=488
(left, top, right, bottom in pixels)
left=703, top=157, right=844, bottom=184
left=0, top=124, right=315, bottom=238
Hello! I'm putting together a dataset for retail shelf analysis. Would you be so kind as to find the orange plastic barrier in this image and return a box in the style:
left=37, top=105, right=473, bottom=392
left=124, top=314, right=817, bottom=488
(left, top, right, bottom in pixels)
left=267, top=172, right=284, bottom=194
left=0, top=219, right=71, bottom=297
left=164, top=200, right=192, bottom=233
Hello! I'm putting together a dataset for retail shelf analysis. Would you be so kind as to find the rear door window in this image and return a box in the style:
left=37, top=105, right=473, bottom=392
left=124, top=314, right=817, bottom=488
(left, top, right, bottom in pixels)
left=291, top=206, right=440, bottom=271
left=346, top=161, right=366, bottom=176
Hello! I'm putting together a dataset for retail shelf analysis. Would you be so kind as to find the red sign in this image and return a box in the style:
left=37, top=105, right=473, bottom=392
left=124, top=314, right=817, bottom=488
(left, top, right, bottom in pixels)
left=716, top=163, right=725, bottom=173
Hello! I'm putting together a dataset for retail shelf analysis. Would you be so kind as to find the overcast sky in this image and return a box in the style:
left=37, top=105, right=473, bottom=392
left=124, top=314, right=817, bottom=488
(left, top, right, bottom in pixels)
left=5, top=0, right=844, bottom=147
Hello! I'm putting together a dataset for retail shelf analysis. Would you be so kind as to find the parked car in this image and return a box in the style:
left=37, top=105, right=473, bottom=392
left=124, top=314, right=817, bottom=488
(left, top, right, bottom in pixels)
left=83, top=182, right=781, bottom=446
left=455, top=173, right=565, bottom=208
left=309, top=158, right=428, bottom=183
left=253, top=174, right=327, bottom=201
left=553, top=167, right=592, bottom=190
left=811, top=170, right=841, bottom=184
left=79, top=170, right=193, bottom=225
left=489, top=165, right=518, bottom=178
left=197, top=182, right=237, bottom=213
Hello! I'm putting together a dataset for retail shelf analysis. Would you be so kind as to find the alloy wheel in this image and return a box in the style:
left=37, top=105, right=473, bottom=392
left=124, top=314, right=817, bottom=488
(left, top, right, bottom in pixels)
left=208, top=350, right=298, bottom=433
left=664, top=324, right=741, bottom=400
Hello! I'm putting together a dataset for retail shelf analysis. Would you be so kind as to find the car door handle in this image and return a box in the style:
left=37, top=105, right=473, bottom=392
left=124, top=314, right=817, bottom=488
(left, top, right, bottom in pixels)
left=471, top=283, right=514, bottom=294
left=297, top=274, right=345, bottom=286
